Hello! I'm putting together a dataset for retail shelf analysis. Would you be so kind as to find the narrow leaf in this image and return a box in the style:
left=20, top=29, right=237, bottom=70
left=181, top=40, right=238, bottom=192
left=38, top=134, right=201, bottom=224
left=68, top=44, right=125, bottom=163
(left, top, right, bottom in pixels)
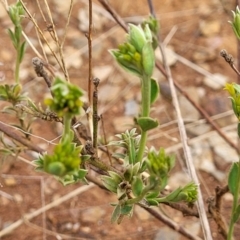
left=233, top=204, right=240, bottom=223
left=132, top=176, right=144, bottom=197
left=228, top=162, right=239, bottom=195
left=111, top=205, right=121, bottom=223
left=150, top=78, right=159, bottom=104
left=137, top=117, right=158, bottom=131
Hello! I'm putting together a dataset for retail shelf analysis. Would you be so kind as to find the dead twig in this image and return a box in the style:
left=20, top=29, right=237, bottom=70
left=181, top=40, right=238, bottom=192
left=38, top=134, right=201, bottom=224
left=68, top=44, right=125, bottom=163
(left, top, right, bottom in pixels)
left=207, top=185, right=229, bottom=239
left=0, top=121, right=44, bottom=153
left=220, top=49, right=240, bottom=76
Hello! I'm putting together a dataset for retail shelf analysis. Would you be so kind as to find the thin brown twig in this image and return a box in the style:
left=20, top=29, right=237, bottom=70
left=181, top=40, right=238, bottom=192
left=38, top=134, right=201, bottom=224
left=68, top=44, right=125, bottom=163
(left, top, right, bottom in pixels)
left=92, top=78, right=100, bottom=154
left=36, top=0, right=47, bottom=23
left=207, top=185, right=229, bottom=239
left=139, top=203, right=202, bottom=240
left=220, top=49, right=240, bottom=76
left=0, top=121, right=44, bottom=153
left=100, top=114, right=112, bottom=165
left=19, top=0, right=65, bottom=77
left=42, top=0, right=69, bottom=81
left=97, top=0, right=128, bottom=32
left=61, top=0, right=74, bottom=48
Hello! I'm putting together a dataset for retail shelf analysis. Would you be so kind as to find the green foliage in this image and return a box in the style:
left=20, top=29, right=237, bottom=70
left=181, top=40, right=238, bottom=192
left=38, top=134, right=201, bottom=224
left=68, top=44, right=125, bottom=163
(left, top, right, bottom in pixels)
left=229, top=6, right=240, bottom=39
left=45, top=77, right=83, bottom=118
left=228, top=162, right=239, bottom=195
left=110, top=23, right=155, bottom=77
left=146, top=148, right=175, bottom=177
left=0, top=84, right=27, bottom=105
left=224, top=83, right=240, bottom=121
left=8, top=1, right=26, bottom=83
left=141, top=15, right=160, bottom=50
left=150, top=78, right=159, bottom=104
left=137, top=117, right=158, bottom=131
left=35, top=137, right=82, bottom=177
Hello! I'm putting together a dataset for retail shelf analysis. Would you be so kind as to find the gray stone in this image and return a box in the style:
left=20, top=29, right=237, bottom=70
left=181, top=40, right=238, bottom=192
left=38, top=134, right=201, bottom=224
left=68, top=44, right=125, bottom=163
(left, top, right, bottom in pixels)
left=98, top=84, right=121, bottom=103
left=154, top=227, right=180, bottom=240
left=199, top=20, right=221, bottom=37
left=191, top=141, right=225, bottom=181
left=179, top=87, right=200, bottom=120
left=187, top=123, right=211, bottom=136
left=155, top=46, right=177, bottom=67
left=113, top=116, right=134, bottom=133
left=203, top=73, right=228, bottom=90
left=134, top=205, right=152, bottom=220
left=81, top=206, right=106, bottom=223
left=93, top=65, right=113, bottom=82
left=124, top=99, right=139, bottom=116
left=208, top=132, right=238, bottom=163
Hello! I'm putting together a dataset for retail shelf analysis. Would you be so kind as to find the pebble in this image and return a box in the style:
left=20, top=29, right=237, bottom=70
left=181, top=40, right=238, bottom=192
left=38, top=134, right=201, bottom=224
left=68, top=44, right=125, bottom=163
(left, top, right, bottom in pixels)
left=155, top=46, right=177, bottom=67
left=159, top=82, right=172, bottom=101
left=4, top=178, right=17, bottom=187
left=199, top=20, right=221, bottom=37
left=113, top=116, right=134, bottom=133
left=154, top=227, right=180, bottom=240
left=203, top=73, right=228, bottom=90
left=134, top=205, right=152, bottom=220
left=81, top=206, right=106, bottom=223
left=168, top=172, right=191, bottom=190
left=124, top=99, right=139, bottom=116
left=192, top=48, right=216, bottom=63
left=187, top=123, right=211, bottom=136
left=93, top=65, right=113, bottom=82
left=13, top=194, right=23, bottom=203
left=208, top=132, right=239, bottom=164
left=179, top=87, right=200, bottom=120
left=53, top=0, right=71, bottom=14
left=98, top=84, right=121, bottom=103
left=191, top=141, right=225, bottom=181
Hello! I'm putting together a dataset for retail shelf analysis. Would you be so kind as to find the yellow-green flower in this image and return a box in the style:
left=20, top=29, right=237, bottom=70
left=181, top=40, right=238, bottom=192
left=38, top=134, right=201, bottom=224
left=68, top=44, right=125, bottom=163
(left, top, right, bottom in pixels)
left=224, top=83, right=240, bottom=120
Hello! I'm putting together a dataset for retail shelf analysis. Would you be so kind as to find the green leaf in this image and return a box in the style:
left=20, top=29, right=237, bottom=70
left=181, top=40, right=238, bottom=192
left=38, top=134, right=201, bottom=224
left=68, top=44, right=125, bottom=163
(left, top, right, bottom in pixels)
left=146, top=198, right=159, bottom=206
left=132, top=176, right=144, bottom=197
left=162, top=187, right=182, bottom=202
left=137, top=117, right=158, bottom=131
left=238, top=122, right=240, bottom=139
left=121, top=204, right=133, bottom=216
left=228, top=162, right=239, bottom=195
left=146, top=190, right=159, bottom=199
left=75, top=169, right=88, bottom=180
left=101, top=175, right=119, bottom=193
left=150, top=78, right=159, bottom=104
left=128, top=136, right=136, bottom=164
left=8, top=29, right=17, bottom=48
left=142, top=42, right=155, bottom=77
left=109, top=171, right=122, bottom=184
left=233, top=204, right=240, bottom=223
left=111, top=204, right=121, bottom=223
left=19, top=41, right=26, bottom=63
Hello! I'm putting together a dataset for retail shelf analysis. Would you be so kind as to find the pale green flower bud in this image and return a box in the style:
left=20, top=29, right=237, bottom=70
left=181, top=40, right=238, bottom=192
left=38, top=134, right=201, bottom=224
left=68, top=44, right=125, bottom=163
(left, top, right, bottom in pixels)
left=230, top=6, right=240, bottom=39
left=128, top=24, right=146, bottom=53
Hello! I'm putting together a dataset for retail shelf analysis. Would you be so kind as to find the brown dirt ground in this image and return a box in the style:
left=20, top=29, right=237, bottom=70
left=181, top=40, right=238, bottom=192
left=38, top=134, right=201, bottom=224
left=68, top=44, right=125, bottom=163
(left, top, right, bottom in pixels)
left=0, top=0, right=239, bottom=239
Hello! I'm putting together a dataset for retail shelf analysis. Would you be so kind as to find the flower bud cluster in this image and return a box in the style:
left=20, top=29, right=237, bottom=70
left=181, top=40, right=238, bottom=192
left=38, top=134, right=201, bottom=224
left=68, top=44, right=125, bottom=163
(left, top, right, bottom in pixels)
left=110, top=24, right=155, bottom=77
left=45, top=77, right=83, bottom=117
